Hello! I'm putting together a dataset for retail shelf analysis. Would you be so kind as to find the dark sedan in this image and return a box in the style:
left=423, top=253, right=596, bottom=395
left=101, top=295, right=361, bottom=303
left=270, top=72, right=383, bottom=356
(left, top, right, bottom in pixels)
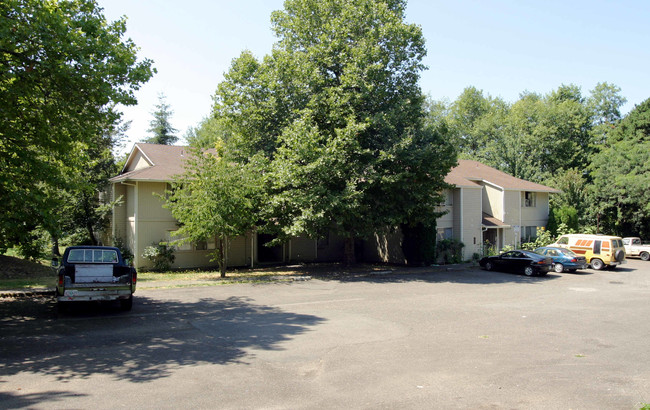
left=534, top=246, right=588, bottom=273
left=479, top=250, right=553, bottom=276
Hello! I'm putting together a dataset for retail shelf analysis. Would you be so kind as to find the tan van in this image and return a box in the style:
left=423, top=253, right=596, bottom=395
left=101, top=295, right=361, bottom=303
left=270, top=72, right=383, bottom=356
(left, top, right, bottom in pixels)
left=549, top=234, right=626, bottom=270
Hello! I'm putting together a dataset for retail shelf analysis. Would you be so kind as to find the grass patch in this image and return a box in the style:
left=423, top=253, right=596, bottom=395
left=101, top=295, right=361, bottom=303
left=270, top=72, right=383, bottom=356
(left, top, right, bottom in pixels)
left=0, top=276, right=54, bottom=290
left=138, top=268, right=304, bottom=282
left=0, top=259, right=401, bottom=291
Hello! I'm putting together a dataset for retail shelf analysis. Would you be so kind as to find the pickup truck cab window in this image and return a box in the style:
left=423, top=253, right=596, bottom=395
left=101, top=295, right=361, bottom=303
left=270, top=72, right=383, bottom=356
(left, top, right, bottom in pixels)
left=68, top=249, right=118, bottom=263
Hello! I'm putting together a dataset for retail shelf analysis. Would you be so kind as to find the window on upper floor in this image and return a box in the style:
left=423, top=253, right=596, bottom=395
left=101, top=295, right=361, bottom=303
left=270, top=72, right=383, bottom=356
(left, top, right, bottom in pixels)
left=438, top=190, right=453, bottom=207
left=524, top=191, right=536, bottom=207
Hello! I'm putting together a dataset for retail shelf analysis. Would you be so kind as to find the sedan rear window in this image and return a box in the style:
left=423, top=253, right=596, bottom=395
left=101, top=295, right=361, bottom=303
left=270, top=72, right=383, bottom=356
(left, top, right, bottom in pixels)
left=558, top=248, right=577, bottom=256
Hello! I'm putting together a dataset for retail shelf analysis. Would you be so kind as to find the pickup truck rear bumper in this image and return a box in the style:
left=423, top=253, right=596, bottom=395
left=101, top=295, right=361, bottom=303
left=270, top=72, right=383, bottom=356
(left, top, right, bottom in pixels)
left=57, top=287, right=132, bottom=302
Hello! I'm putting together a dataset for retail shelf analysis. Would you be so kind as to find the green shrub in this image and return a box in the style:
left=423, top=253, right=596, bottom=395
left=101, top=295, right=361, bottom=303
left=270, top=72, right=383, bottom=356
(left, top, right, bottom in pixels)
left=521, top=226, right=554, bottom=251
left=482, top=240, right=498, bottom=257
left=142, top=242, right=176, bottom=271
left=112, top=236, right=134, bottom=265
left=501, top=244, right=515, bottom=253
left=16, top=228, right=50, bottom=261
left=436, top=239, right=464, bottom=264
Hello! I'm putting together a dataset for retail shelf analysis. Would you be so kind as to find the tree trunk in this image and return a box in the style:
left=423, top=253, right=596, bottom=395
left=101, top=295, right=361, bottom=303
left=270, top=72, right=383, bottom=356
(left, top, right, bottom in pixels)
left=84, top=195, right=98, bottom=245
left=51, top=235, right=61, bottom=256
left=218, top=236, right=227, bottom=278
left=344, top=236, right=356, bottom=266
left=87, top=222, right=98, bottom=246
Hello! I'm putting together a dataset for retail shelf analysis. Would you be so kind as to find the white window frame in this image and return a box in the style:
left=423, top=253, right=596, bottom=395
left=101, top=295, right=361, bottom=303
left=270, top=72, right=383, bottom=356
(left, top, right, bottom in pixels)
left=524, top=191, right=537, bottom=207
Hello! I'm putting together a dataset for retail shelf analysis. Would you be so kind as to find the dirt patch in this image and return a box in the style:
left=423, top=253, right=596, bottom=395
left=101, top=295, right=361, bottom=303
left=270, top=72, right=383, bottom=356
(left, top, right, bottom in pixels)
left=0, top=255, right=52, bottom=280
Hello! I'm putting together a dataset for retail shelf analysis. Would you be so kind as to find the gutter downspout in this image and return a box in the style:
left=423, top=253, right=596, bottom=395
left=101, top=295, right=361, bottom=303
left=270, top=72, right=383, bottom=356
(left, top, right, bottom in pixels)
left=251, top=231, right=255, bottom=268
left=134, top=181, right=140, bottom=269
left=111, top=183, right=116, bottom=241
left=518, top=191, right=522, bottom=248
left=459, top=187, right=464, bottom=245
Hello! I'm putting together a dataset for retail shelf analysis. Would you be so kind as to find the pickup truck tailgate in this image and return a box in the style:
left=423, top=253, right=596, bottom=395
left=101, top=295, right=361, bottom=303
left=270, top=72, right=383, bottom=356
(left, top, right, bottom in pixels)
left=74, top=264, right=115, bottom=283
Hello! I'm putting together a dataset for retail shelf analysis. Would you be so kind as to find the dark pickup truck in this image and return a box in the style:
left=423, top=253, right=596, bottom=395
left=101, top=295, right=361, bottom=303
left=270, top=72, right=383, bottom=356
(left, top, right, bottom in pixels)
left=54, top=246, right=137, bottom=311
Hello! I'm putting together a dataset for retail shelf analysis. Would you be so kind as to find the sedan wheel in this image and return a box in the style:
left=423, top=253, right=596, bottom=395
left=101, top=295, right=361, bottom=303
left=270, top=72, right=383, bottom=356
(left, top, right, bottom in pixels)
left=553, top=263, right=564, bottom=273
left=640, top=251, right=650, bottom=261
left=485, top=261, right=493, bottom=271
left=524, top=266, right=535, bottom=276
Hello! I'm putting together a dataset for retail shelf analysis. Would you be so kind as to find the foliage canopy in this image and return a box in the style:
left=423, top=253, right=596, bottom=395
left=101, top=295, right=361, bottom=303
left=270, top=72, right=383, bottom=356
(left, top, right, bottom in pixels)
left=0, top=0, right=154, bottom=251
left=205, top=0, right=457, bottom=263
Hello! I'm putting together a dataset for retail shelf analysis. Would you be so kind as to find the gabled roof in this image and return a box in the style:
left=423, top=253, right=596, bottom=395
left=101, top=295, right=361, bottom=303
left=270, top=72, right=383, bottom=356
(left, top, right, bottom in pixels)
left=445, top=160, right=560, bottom=193
left=110, top=146, right=559, bottom=195
left=110, top=144, right=192, bottom=183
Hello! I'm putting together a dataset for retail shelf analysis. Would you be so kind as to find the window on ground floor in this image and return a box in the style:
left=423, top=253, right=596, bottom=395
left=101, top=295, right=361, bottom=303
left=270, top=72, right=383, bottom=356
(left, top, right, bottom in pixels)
left=437, top=227, right=453, bottom=241
left=522, top=226, right=538, bottom=243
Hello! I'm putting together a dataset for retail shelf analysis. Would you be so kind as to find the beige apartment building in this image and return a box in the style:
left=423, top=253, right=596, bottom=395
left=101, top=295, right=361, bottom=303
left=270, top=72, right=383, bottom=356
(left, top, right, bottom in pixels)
left=109, top=144, right=558, bottom=269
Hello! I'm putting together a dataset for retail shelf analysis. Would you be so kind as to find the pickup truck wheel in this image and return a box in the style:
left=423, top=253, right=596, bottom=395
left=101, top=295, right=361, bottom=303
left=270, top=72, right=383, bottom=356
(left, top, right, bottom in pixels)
left=640, top=251, right=650, bottom=261
left=591, top=258, right=605, bottom=270
left=120, top=296, right=133, bottom=311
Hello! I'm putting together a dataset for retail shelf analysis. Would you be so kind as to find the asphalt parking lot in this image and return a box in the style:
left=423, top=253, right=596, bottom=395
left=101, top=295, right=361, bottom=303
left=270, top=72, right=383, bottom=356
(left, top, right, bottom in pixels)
left=1, top=260, right=649, bottom=409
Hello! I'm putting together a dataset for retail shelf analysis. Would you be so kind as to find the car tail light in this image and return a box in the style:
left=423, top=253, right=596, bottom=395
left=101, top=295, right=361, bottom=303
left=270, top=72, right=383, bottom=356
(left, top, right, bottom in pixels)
left=58, top=273, right=64, bottom=286
left=570, top=258, right=577, bottom=262
left=132, top=271, right=137, bottom=284
left=537, top=260, right=546, bottom=264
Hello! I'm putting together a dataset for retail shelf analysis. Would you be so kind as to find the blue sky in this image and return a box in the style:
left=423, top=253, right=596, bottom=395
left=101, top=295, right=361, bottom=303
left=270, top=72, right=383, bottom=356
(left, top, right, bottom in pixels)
left=98, top=0, right=650, bottom=153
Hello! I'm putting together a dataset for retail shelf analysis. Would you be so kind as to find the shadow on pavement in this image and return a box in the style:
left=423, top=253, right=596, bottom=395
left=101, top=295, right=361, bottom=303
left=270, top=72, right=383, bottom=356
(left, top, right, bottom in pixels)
left=0, top=295, right=326, bottom=391
left=308, top=265, right=565, bottom=285
left=0, top=391, right=88, bottom=409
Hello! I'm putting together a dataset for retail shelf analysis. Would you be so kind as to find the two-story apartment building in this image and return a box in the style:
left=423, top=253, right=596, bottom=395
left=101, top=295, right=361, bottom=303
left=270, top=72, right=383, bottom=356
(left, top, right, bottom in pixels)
left=437, top=160, right=560, bottom=257
left=109, top=144, right=558, bottom=269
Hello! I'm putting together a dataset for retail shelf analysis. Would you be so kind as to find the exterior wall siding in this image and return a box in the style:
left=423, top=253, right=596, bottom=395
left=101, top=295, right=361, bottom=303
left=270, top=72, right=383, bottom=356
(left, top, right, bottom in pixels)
left=312, top=232, right=346, bottom=262
left=289, top=236, right=317, bottom=262
left=452, top=189, right=462, bottom=241
left=502, top=190, right=521, bottom=247
left=436, top=205, right=453, bottom=231
left=461, top=187, right=483, bottom=258
left=483, top=184, right=504, bottom=220
left=521, top=192, right=550, bottom=226
left=364, top=231, right=406, bottom=264
left=126, top=152, right=150, bottom=172
left=112, top=183, right=127, bottom=242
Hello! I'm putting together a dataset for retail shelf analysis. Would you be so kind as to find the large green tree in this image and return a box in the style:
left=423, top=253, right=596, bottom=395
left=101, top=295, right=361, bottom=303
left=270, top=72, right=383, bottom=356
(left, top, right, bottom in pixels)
left=211, top=0, right=456, bottom=263
left=587, top=82, right=627, bottom=145
left=203, top=0, right=456, bottom=263
left=0, top=0, right=154, bottom=252
left=436, top=84, right=624, bottom=185
left=589, top=98, right=650, bottom=237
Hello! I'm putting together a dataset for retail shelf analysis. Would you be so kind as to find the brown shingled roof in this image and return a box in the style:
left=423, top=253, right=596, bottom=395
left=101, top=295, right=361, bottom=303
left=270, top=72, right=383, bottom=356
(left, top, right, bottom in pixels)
left=110, top=146, right=560, bottom=195
left=482, top=212, right=510, bottom=228
left=445, top=160, right=560, bottom=193
left=110, top=144, right=193, bottom=182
